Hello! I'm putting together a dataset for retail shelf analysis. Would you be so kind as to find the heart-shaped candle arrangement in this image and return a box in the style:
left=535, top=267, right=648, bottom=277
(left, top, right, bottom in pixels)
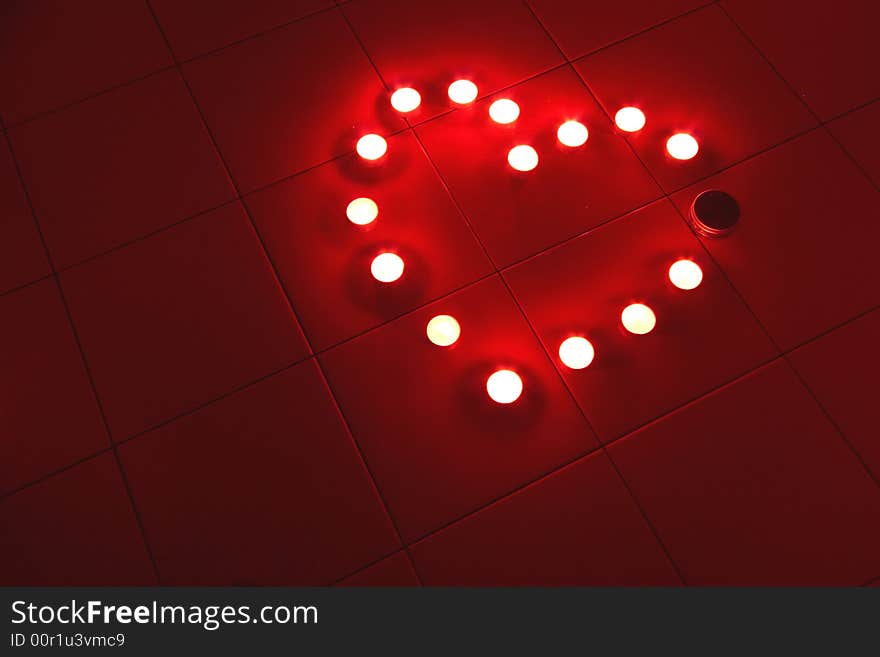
left=345, top=78, right=713, bottom=405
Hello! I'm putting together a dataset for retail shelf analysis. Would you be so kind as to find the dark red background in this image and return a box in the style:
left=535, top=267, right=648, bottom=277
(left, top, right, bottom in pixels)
left=1, top=0, right=878, bottom=586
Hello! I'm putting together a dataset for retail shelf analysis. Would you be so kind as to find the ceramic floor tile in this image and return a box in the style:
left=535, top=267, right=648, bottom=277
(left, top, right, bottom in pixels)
left=120, top=360, right=399, bottom=585
left=60, top=203, right=308, bottom=439
left=789, top=308, right=880, bottom=479
left=670, top=129, right=880, bottom=350
left=609, top=361, right=880, bottom=585
left=722, top=0, right=880, bottom=120
left=827, top=100, right=880, bottom=188
left=0, top=0, right=171, bottom=124
left=0, top=280, right=108, bottom=496
left=9, top=70, right=235, bottom=268
left=506, top=200, right=776, bottom=441
left=0, top=136, right=50, bottom=293
left=0, top=454, right=156, bottom=585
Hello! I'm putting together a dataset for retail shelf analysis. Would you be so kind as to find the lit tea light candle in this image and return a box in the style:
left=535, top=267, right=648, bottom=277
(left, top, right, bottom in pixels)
left=346, top=197, right=378, bottom=225
left=486, top=369, right=523, bottom=404
left=614, top=106, right=646, bottom=132
left=489, top=98, right=520, bottom=124
left=370, top=252, right=404, bottom=283
left=666, top=133, right=699, bottom=160
left=426, top=315, right=461, bottom=347
left=668, top=259, right=703, bottom=290
left=390, top=87, right=421, bottom=113
left=356, top=134, right=387, bottom=161
left=558, top=337, right=595, bottom=369
left=448, top=79, right=478, bottom=105
left=557, top=120, right=589, bottom=147
left=507, top=145, right=539, bottom=172
left=621, top=303, right=656, bottom=335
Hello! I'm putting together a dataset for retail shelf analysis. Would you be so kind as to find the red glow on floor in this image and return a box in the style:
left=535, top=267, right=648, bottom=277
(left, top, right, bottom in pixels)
left=2, top=0, right=878, bottom=588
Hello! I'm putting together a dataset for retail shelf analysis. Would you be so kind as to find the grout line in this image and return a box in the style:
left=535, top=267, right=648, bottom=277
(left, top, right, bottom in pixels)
left=173, top=4, right=341, bottom=65
left=785, top=359, right=880, bottom=487
left=822, top=97, right=880, bottom=125
left=400, top=59, right=572, bottom=131
left=651, top=125, right=817, bottom=195
left=307, top=272, right=498, bottom=354
left=381, top=442, right=606, bottom=547
left=52, top=197, right=242, bottom=270
left=0, top=273, right=56, bottom=300
left=783, top=305, right=880, bottom=354
left=1, top=131, right=57, bottom=273
left=0, top=358, right=305, bottom=503
left=407, top=127, right=498, bottom=267
left=2, top=65, right=178, bottom=130
left=329, top=547, right=416, bottom=586
left=557, top=0, right=718, bottom=64
left=236, top=123, right=413, bottom=191
left=822, top=96, right=880, bottom=124
left=522, top=0, right=572, bottom=61
left=113, top=357, right=312, bottom=447
left=0, top=446, right=115, bottom=505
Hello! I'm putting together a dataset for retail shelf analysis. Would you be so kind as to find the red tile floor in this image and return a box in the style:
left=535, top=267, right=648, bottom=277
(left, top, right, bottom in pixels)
left=1, top=0, right=878, bottom=586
